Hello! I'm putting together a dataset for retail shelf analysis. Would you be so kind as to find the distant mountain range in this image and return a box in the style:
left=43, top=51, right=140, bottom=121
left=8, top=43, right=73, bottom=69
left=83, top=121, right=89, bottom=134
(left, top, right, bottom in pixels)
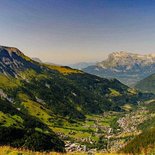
left=69, top=62, right=96, bottom=70
left=83, top=51, right=155, bottom=86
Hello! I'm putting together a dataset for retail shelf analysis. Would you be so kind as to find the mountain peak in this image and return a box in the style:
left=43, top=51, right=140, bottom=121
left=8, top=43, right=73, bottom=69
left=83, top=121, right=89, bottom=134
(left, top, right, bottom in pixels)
left=108, top=51, right=155, bottom=59
left=97, top=51, right=155, bottom=68
left=110, top=51, right=129, bottom=56
left=83, top=51, right=155, bottom=85
left=0, top=46, right=22, bottom=55
left=0, top=45, right=40, bottom=76
left=107, top=51, right=131, bottom=61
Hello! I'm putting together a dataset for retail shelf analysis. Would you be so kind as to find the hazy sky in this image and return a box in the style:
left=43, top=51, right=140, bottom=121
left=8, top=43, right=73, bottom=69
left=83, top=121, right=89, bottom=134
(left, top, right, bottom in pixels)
left=0, top=0, right=155, bottom=64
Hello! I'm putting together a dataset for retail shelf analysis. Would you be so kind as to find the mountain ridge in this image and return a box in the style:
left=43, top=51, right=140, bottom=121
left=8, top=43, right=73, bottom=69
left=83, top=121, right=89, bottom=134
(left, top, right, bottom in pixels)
left=98, top=51, right=155, bottom=68
left=0, top=46, right=41, bottom=77
left=83, top=51, right=155, bottom=86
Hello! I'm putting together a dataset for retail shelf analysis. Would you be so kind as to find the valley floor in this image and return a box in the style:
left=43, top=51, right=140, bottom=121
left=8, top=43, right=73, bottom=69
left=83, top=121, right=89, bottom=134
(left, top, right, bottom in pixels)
left=50, top=104, right=149, bottom=152
left=48, top=100, right=155, bottom=154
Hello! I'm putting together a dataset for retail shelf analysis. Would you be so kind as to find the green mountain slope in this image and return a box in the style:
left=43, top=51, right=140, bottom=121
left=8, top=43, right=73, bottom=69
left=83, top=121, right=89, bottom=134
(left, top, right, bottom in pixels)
left=135, top=73, right=155, bottom=94
left=0, top=46, right=153, bottom=152
left=0, top=46, right=148, bottom=119
left=0, top=97, right=65, bottom=152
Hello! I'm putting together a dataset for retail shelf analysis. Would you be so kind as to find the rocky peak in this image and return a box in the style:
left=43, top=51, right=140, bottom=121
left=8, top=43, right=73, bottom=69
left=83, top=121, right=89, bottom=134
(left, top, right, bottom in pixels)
left=0, top=46, right=24, bottom=57
left=97, top=51, right=155, bottom=68
left=0, top=46, right=40, bottom=76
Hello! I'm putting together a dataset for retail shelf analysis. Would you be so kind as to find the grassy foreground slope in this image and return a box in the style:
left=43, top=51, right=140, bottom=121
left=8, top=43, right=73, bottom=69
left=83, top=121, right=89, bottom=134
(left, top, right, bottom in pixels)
left=0, top=146, right=127, bottom=155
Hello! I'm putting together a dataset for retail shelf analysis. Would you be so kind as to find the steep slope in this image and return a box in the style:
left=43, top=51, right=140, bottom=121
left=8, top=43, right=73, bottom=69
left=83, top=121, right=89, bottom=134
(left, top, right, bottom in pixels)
left=83, top=51, right=155, bottom=86
left=0, top=46, right=42, bottom=77
left=0, top=97, right=65, bottom=152
left=135, top=73, right=155, bottom=93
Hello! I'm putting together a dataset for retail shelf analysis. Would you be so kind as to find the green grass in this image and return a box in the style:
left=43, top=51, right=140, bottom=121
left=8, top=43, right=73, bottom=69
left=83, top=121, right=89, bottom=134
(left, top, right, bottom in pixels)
left=22, top=100, right=55, bottom=126
left=0, top=112, right=23, bottom=128
left=121, top=104, right=133, bottom=112
left=19, top=69, right=48, bottom=80
left=0, top=74, right=20, bottom=89
left=109, top=88, right=121, bottom=96
left=44, top=64, right=82, bottom=75
left=86, top=113, right=119, bottom=128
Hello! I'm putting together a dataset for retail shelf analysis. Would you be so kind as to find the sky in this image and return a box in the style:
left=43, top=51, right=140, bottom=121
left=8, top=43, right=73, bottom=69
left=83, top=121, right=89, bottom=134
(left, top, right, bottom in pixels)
left=0, top=0, right=155, bottom=64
